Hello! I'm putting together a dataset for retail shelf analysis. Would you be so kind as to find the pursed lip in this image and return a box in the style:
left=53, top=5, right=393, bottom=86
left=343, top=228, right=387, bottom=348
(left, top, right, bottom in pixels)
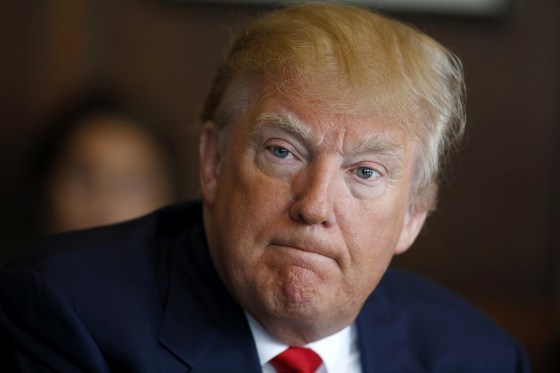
left=268, top=237, right=337, bottom=261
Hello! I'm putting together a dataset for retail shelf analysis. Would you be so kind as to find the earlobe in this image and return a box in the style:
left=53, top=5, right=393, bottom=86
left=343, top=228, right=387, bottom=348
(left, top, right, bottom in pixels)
left=199, top=121, right=221, bottom=206
left=394, top=207, right=428, bottom=255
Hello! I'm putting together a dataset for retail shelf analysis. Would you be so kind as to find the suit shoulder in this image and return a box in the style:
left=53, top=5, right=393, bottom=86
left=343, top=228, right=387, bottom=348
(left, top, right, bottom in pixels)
left=1, top=201, right=202, bottom=278
left=360, top=267, right=530, bottom=371
left=377, top=267, right=513, bottom=339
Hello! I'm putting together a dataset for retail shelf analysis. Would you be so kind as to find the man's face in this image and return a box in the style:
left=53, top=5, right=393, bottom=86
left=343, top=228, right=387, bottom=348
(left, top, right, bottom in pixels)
left=200, top=87, right=427, bottom=345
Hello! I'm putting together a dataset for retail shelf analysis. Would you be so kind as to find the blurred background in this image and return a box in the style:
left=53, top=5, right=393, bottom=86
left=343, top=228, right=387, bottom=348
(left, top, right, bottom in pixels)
left=0, top=0, right=558, bottom=370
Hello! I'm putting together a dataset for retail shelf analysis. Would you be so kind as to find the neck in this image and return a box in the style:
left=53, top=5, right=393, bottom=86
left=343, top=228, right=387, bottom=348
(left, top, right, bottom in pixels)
left=249, top=310, right=356, bottom=346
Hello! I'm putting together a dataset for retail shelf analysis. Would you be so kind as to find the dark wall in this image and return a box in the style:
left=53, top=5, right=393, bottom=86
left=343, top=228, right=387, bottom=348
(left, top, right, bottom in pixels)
left=1, top=0, right=558, bottom=370
left=394, top=2, right=560, bottom=368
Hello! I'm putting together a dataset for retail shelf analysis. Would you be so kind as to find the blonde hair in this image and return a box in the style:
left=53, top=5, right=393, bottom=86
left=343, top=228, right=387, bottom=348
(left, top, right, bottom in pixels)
left=199, top=3, right=466, bottom=212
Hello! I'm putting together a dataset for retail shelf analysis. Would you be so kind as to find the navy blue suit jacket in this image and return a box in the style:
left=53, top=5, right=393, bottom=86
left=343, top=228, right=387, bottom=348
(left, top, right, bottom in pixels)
left=0, top=202, right=529, bottom=372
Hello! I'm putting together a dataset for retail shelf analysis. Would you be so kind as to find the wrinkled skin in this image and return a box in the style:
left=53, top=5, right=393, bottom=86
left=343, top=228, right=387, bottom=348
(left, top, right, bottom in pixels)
left=200, top=88, right=427, bottom=346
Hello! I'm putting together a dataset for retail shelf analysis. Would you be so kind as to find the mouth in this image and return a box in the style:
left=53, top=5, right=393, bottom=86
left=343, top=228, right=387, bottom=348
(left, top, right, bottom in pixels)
left=268, top=239, right=337, bottom=265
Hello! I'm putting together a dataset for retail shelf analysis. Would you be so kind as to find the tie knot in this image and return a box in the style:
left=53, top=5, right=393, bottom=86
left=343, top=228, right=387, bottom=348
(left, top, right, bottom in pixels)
left=270, top=347, right=323, bottom=373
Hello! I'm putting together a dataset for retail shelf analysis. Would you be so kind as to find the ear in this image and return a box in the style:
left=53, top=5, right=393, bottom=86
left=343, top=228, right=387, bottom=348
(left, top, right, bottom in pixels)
left=394, top=207, right=428, bottom=255
left=199, top=121, right=221, bottom=206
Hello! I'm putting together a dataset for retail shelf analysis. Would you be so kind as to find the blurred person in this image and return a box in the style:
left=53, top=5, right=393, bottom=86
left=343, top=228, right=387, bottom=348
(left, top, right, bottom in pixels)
left=16, top=92, right=182, bottom=243
left=0, top=4, right=529, bottom=372
left=43, top=111, right=177, bottom=233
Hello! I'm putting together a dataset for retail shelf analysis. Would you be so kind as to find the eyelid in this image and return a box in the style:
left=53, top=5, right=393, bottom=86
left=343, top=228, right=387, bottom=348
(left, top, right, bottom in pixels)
left=267, top=144, right=292, bottom=159
left=263, top=139, right=302, bottom=163
left=263, top=134, right=307, bottom=159
left=347, top=163, right=385, bottom=183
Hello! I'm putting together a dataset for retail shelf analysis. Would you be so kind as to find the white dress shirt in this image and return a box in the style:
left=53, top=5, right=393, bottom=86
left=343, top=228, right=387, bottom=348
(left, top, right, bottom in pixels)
left=245, top=312, right=362, bottom=373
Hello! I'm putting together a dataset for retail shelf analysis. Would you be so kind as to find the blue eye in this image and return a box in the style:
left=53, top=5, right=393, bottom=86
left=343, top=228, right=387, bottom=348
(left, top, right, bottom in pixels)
left=271, top=146, right=290, bottom=159
left=356, top=167, right=377, bottom=180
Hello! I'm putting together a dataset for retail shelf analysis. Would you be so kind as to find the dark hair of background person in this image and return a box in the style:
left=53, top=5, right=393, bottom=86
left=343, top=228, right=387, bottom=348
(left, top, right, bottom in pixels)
left=2, top=90, right=184, bottom=264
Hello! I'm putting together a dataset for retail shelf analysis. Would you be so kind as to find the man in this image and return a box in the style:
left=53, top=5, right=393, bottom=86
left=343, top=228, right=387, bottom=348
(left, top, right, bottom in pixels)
left=0, top=3, right=529, bottom=372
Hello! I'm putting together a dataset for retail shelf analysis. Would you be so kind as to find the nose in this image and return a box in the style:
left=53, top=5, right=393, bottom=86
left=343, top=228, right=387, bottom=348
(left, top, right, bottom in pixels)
left=289, top=163, right=336, bottom=226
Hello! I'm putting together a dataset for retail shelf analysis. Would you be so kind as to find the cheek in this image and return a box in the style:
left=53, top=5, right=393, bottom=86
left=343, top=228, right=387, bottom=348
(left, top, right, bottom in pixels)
left=219, top=151, right=292, bottom=215
left=340, top=201, right=406, bottom=277
left=211, top=155, right=289, bottom=262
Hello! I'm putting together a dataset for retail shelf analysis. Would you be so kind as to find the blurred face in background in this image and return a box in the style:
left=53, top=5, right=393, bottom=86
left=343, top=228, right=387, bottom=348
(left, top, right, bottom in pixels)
left=44, top=114, right=175, bottom=233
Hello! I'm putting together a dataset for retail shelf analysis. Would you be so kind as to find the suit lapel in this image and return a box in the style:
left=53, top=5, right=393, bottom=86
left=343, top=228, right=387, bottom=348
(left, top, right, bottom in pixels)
left=356, top=271, right=427, bottom=373
left=157, top=221, right=261, bottom=372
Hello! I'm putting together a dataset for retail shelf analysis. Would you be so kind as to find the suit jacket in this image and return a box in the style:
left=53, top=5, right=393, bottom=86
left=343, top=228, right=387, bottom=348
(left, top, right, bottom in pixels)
left=0, top=201, right=530, bottom=372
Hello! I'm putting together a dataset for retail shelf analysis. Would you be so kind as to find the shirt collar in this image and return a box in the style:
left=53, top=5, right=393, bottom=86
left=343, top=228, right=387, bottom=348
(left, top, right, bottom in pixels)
left=245, top=312, right=356, bottom=373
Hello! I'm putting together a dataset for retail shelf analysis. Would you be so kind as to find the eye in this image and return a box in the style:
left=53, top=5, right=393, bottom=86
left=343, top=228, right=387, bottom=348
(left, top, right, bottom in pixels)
left=355, top=167, right=379, bottom=180
left=270, top=145, right=290, bottom=159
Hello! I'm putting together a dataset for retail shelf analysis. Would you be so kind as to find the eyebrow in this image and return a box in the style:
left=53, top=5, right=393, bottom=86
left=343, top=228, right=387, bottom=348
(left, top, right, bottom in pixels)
left=350, top=135, right=404, bottom=163
left=252, top=111, right=312, bottom=141
left=252, top=110, right=405, bottom=166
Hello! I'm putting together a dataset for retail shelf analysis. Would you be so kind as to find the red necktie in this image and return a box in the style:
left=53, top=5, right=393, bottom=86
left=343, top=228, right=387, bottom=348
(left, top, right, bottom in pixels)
left=269, top=347, right=323, bottom=373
